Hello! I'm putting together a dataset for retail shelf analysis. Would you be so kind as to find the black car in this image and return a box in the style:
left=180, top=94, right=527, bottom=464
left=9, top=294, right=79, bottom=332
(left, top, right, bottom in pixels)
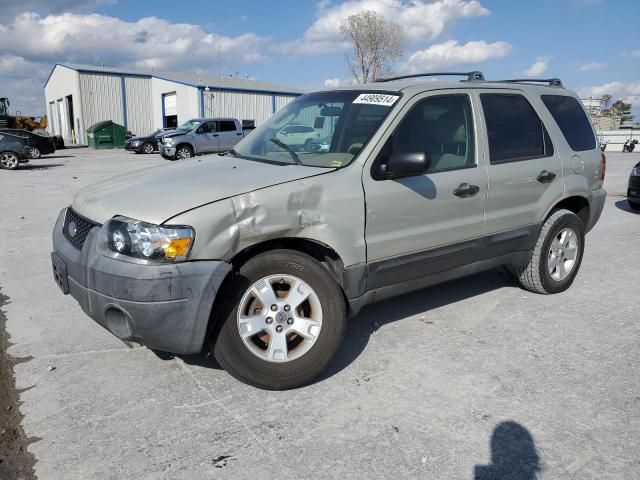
left=0, top=132, right=32, bottom=170
left=628, top=161, right=640, bottom=211
left=125, top=128, right=173, bottom=154
left=0, top=128, right=56, bottom=158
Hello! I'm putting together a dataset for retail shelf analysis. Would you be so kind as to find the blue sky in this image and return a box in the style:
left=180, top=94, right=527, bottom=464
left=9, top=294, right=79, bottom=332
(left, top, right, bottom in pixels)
left=1, top=0, right=638, bottom=115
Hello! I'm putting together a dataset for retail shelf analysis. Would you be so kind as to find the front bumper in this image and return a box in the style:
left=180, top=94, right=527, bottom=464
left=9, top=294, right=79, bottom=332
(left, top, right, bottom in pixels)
left=628, top=175, right=640, bottom=203
left=125, top=143, right=143, bottom=152
left=159, top=145, right=176, bottom=159
left=586, top=188, right=606, bottom=232
left=51, top=209, right=231, bottom=354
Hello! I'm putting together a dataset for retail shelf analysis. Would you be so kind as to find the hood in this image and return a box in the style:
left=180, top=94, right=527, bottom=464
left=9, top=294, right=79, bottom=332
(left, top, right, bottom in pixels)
left=161, top=130, right=190, bottom=139
left=71, top=155, right=331, bottom=225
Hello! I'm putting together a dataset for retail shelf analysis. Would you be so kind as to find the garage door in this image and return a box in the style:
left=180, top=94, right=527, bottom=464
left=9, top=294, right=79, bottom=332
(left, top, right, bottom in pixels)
left=163, top=93, right=177, bottom=116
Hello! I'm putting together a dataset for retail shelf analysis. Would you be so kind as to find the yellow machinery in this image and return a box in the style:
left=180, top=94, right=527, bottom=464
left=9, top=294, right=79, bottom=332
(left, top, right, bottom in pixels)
left=0, top=96, right=48, bottom=130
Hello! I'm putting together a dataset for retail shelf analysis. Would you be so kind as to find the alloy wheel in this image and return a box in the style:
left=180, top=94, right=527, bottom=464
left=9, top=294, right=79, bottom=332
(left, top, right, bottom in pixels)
left=548, top=227, right=579, bottom=281
left=237, top=274, right=323, bottom=363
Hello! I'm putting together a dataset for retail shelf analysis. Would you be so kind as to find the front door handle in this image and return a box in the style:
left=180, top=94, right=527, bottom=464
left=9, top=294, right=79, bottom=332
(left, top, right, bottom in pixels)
left=236, top=132, right=243, bottom=136
left=453, top=183, right=480, bottom=198
left=212, top=133, right=219, bottom=137
left=537, top=170, right=556, bottom=183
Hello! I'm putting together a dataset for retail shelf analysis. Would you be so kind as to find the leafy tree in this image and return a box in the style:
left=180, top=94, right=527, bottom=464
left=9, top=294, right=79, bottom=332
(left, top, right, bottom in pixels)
left=340, top=10, right=405, bottom=83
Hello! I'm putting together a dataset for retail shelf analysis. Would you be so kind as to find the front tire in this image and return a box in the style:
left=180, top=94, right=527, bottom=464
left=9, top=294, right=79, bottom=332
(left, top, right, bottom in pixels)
left=212, top=250, right=346, bottom=390
left=175, top=145, right=193, bottom=160
left=142, top=142, right=155, bottom=154
left=515, top=209, right=585, bottom=294
left=0, top=152, right=19, bottom=170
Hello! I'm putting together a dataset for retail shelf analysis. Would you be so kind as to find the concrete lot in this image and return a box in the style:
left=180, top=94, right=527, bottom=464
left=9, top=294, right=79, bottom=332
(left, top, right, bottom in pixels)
left=0, top=149, right=638, bottom=479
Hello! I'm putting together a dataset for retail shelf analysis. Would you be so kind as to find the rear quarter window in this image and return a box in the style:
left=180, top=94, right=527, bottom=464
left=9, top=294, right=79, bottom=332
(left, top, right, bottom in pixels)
left=541, top=95, right=596, bottom=151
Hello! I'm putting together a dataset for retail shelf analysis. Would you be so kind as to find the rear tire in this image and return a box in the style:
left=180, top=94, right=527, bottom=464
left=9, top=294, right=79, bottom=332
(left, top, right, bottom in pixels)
left=515, top=209, right=585, bottom=294
left=212, top=249, right=346, bottom=390
left=29, top=147, right=41, bottom=159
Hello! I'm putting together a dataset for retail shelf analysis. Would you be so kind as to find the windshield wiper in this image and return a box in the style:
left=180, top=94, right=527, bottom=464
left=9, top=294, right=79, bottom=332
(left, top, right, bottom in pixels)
left=269, top=138, right=302, bottom=165
left=226, top=148, right=239, bottom=157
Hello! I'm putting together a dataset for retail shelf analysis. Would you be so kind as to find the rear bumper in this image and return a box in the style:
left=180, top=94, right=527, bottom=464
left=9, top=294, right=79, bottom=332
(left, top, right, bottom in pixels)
left=586, top=188, right=606, bottom=232
left=51, top=209, right=231, bottom=354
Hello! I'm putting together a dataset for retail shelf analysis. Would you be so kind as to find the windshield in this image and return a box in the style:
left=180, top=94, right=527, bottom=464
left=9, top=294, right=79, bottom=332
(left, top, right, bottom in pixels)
left=0, top=99, right=7, bottom=116
left=177, top=119, right=202, bottom=131
left=233, top=91, right=400, bottom=168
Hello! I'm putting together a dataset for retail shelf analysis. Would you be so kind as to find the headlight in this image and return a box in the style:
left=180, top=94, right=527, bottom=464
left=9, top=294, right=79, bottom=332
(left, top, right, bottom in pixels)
left=632, top=165, right=640, bottom=177
left=101, top=216, right=194, bottom=262
left=131, top=140, right=141, bottom=146
left=164, top=137, right=174, bottom=145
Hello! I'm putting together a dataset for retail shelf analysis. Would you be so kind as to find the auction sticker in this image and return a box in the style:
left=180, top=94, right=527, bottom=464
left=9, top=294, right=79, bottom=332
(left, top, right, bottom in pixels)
left=353, top=93, right=399, bottom=106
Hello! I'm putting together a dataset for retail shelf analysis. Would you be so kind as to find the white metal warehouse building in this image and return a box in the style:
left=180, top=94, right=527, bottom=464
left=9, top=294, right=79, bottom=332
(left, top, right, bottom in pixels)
left=44, top=64, right=303, bottom=145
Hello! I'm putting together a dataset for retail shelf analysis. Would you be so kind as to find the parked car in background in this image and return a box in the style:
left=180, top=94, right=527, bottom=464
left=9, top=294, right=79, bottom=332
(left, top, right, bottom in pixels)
left=276, top=124, right=320, bottom=146
left=0, top=128, right=56, bottom=158
left=51, top=73, right=606, bottom=390
left=125, top=128, right=173, bottom=154
left=628, top=161, right=640, bottom=211
left=159, top=118, right=245, bottom=160
left=0, top=132, right=33, bottom=170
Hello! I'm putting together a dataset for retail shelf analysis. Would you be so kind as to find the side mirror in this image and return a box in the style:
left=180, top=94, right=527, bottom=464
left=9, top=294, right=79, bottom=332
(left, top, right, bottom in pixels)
left=377, top=152, right=430, bottom=180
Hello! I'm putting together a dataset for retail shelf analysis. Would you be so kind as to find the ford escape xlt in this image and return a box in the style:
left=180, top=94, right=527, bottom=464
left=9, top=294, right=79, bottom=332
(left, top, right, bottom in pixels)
left=51, top=72, right=606, bottom=390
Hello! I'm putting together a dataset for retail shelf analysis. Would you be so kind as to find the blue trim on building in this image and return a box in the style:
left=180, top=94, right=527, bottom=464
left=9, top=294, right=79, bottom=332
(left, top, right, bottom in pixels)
left=120, top=75, right=128, bottom=130
left=199, top=88, right=205, bottom=117
left=161, top=93, right=167, bottom=128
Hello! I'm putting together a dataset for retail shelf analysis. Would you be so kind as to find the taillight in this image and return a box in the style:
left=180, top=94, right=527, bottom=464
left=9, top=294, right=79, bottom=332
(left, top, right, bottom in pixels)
left=600, top=152, right=606, bottom=183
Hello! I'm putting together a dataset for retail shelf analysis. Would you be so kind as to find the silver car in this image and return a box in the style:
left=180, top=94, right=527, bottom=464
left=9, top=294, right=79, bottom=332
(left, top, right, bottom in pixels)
left=159, top=117, right=245, bottom=160
left=51, top=72, right=606, bottom=389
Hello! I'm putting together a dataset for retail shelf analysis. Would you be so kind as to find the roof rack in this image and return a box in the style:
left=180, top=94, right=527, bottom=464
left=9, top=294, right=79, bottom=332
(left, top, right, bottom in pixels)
left=494, top=78, right=564, bottom=88
left=375, top=71, right=485, bottom=83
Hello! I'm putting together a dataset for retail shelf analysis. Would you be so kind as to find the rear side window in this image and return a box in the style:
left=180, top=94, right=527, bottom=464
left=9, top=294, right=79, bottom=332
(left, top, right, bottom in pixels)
left=219, top=121, right=237, bottom=132
left=481, top=93, right=554, bottom=164
left=541, top=95, right=596, bottom=151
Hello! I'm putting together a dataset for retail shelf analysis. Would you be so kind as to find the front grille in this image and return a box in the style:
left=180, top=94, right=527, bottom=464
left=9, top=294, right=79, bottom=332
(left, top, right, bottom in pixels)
left=63, top=208, right=100, bottom=250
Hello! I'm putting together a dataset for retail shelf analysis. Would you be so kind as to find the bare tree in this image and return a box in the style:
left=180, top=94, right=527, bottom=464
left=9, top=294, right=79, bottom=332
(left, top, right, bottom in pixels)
left=340, top=10, right=404, bottom=83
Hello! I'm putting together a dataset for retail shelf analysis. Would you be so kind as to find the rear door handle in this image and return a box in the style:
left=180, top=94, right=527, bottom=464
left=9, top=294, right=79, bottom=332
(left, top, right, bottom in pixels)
left=453, top=183, right=480, bottom=198
left=236, top=132, right=243, bottom=136
left=537, top=170, right=556, bottom=183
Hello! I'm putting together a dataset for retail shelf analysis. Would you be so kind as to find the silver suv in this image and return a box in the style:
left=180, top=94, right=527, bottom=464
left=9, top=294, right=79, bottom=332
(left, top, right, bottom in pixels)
left=158, top=117, right=245, bottom=160
left=51, top=72, right=606, bottom=390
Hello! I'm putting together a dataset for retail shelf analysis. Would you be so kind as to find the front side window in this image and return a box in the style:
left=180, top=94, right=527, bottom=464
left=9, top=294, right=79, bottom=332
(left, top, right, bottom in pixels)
left=541, top=95, right=596, bottom=151
left=233, top=91, right=399, bottom=168
left=481, top=93, right=554, bottom=164
left=198, top=121, right=215, bottom=134
left=385, top=94, right=475, bottom=173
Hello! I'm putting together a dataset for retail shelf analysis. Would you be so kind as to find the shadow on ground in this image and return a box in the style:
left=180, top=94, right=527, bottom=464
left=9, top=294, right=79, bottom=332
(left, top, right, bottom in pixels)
left=474, top=421, right=541, bottom=480
left=319, top=267, right=515, bottom=382
left=615, top=199, right=640, bottom=214
left=19, top=163, right=65, bottom=170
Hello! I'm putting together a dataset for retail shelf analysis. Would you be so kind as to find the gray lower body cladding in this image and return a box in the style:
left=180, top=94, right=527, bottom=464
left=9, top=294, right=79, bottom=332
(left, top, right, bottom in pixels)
left=51, top=209, right=231, bottom=354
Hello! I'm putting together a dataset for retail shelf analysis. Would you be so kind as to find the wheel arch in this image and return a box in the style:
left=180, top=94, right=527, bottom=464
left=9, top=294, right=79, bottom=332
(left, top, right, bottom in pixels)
left=204, top=237, right=350, bottom=347
left=545, top=195, right=590, bottom=227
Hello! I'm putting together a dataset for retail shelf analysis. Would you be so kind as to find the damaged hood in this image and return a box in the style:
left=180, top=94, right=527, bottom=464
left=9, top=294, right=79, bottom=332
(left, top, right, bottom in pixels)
left=71, top=155, right=331, bottom=225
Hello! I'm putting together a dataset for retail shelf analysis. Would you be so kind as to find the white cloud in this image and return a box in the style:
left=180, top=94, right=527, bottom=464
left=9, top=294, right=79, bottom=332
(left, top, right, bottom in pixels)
left=579, top=82, right=640, bottom=106
left=0, top=12, right=271, bottom=114
left=324, top=78, right=341, bottom=87
left=579, top=61, right=606, bottom=72
left=405, top=40, right=511, bottom=72
left=0, top=13, right=269, bottom=70
left=277, top=0, right=490, bottom=55
left=522, top=57, right=548, bottom=77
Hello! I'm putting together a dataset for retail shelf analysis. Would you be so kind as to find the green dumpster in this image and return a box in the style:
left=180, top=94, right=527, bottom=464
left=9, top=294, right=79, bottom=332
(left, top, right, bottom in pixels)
left=86, top=120, right=126, bottom=149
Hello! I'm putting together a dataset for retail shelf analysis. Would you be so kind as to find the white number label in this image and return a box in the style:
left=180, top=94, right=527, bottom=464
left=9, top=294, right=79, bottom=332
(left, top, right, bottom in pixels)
left=353, top=93, right=399, bottom=106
